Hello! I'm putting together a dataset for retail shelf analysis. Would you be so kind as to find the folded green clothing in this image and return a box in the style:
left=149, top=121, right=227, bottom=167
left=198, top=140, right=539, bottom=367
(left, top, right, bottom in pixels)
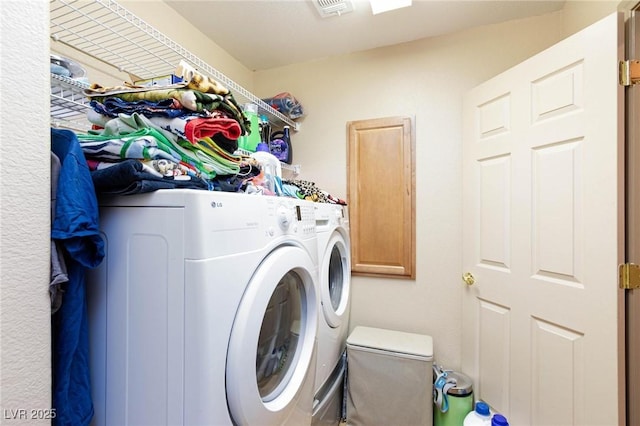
left=177, top=137, right=241, bottom=176
left=78, top=127, right=183, bottom=163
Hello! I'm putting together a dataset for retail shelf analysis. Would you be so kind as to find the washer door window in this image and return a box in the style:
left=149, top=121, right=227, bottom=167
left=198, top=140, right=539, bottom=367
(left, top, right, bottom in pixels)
left=321, top=233, right=350, bottom=328
left=256, top=271, right=302, bottom=399
left=226, top=246, right=318, bottom=426
left=328, top=246, right=344, bottom=311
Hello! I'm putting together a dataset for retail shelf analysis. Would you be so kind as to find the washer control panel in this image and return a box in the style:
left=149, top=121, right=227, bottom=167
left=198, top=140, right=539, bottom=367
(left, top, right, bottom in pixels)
left=266, top=198, right=316, bottom=237
left=277, top=204, right=293, bottom=230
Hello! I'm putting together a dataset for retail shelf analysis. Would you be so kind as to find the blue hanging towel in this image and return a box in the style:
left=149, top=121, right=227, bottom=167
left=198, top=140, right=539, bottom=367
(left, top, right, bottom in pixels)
left=51, top=128, right=105, bottom=426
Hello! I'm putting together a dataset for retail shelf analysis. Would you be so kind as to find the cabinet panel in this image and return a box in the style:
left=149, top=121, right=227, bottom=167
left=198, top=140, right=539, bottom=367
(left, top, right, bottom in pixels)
left=347, top=116, right=415, bottom=279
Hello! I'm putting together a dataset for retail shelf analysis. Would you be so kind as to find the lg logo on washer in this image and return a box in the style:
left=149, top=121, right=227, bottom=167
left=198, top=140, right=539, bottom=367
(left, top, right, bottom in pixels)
left=210, top=201, right=223, bottom=208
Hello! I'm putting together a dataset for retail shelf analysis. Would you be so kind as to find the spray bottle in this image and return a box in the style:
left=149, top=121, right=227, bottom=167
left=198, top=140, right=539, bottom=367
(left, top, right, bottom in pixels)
left=238, top=103, right=261, bottom=152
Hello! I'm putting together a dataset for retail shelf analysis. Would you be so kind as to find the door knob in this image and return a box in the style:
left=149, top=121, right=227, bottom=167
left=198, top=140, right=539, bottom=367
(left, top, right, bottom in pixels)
left=462, top=272, right=475, bottom=286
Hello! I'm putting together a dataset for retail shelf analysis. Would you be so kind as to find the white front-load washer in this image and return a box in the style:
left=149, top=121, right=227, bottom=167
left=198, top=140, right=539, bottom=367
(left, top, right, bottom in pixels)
left=86, top=189, right=319, bottom=426
left=311, top=202, right=351, bottom=425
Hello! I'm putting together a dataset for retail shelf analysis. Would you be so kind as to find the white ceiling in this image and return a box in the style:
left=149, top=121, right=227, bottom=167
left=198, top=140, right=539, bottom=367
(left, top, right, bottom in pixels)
left=164, top=0, right=566, bottom=71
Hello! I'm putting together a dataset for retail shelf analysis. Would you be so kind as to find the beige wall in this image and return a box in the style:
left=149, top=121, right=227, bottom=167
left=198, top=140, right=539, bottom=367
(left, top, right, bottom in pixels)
left=122, top=1, right=254, bottom=90
left=254, top=12, right=567, bottom=369
left=563, top=0, right=622, bottom=36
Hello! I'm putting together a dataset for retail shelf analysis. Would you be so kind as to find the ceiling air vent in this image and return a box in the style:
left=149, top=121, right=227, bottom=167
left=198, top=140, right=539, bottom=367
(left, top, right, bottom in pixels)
left=313, top=0, right=355, bottom=18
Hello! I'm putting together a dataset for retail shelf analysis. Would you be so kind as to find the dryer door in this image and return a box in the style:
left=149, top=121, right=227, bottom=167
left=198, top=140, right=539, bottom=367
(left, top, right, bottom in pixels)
left=226, top=246, right=318, bottom=426
left=320, top=231, right=351, bottom=328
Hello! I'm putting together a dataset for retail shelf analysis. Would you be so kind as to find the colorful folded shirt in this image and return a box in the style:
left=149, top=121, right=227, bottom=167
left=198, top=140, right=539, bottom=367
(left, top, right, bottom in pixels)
left=90, top=97, right=185, bottom=118
left=149, top=115, right=242, bottom=144
left=85, top=74, right=250, bottom=134
left=77, top=127, right=181, bottom=163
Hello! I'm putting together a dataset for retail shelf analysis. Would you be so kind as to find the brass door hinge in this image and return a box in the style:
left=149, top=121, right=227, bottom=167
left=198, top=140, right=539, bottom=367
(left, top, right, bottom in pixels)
left=620, top=60, right=640, bottom=86
left=619, top=263, right=640, bottom=289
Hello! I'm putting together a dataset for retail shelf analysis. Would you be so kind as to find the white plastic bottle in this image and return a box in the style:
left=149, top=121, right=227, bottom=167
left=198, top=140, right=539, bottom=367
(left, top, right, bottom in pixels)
left=463, top=401, right=492, bottom=426
left=251, top=145, right=282, bottom=195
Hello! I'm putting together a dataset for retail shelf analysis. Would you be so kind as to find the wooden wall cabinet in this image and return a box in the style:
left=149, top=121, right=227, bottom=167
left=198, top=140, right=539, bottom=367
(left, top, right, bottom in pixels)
left=347, top=116, right=416, bottom=279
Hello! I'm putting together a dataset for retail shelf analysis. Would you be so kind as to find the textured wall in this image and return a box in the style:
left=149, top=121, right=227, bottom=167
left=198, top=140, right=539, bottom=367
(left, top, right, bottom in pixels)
left=0, top=1, right=52, bottom=424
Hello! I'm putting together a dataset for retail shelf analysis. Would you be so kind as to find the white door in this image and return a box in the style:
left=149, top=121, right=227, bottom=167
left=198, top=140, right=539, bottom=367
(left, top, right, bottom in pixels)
left=461, top=12, right=625, bottom=426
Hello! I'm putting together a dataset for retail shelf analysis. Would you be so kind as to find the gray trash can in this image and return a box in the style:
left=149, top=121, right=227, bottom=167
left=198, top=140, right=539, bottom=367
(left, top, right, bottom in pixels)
left=346, top=326, right=434, bottom=426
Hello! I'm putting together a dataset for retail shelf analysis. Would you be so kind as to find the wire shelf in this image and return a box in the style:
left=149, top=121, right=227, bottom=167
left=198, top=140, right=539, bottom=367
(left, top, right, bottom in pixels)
left=49, top=0, right=300, bottom=131
left=50, top=73, right=92, bottom=129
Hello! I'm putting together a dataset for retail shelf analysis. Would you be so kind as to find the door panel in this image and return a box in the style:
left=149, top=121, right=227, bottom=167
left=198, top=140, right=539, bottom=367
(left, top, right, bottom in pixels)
left=462, top=13, right=625, bottom=425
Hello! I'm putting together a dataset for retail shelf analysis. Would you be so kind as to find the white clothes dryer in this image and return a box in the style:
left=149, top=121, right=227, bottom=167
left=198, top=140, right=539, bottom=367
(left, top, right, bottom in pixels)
left=86, top=189, right=319, bottom=426
left=311, top=203, right=351, bottom=425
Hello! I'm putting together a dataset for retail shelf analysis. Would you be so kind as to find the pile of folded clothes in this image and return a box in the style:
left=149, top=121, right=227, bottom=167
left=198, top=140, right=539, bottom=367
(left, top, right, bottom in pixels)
left=77, top=72, right=264, bottom=195
left=73, top=69, right=345, bottom=204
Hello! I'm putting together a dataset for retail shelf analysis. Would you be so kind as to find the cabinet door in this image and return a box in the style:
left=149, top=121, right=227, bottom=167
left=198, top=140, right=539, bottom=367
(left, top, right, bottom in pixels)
left=347, top=116, right=415, bottom=279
